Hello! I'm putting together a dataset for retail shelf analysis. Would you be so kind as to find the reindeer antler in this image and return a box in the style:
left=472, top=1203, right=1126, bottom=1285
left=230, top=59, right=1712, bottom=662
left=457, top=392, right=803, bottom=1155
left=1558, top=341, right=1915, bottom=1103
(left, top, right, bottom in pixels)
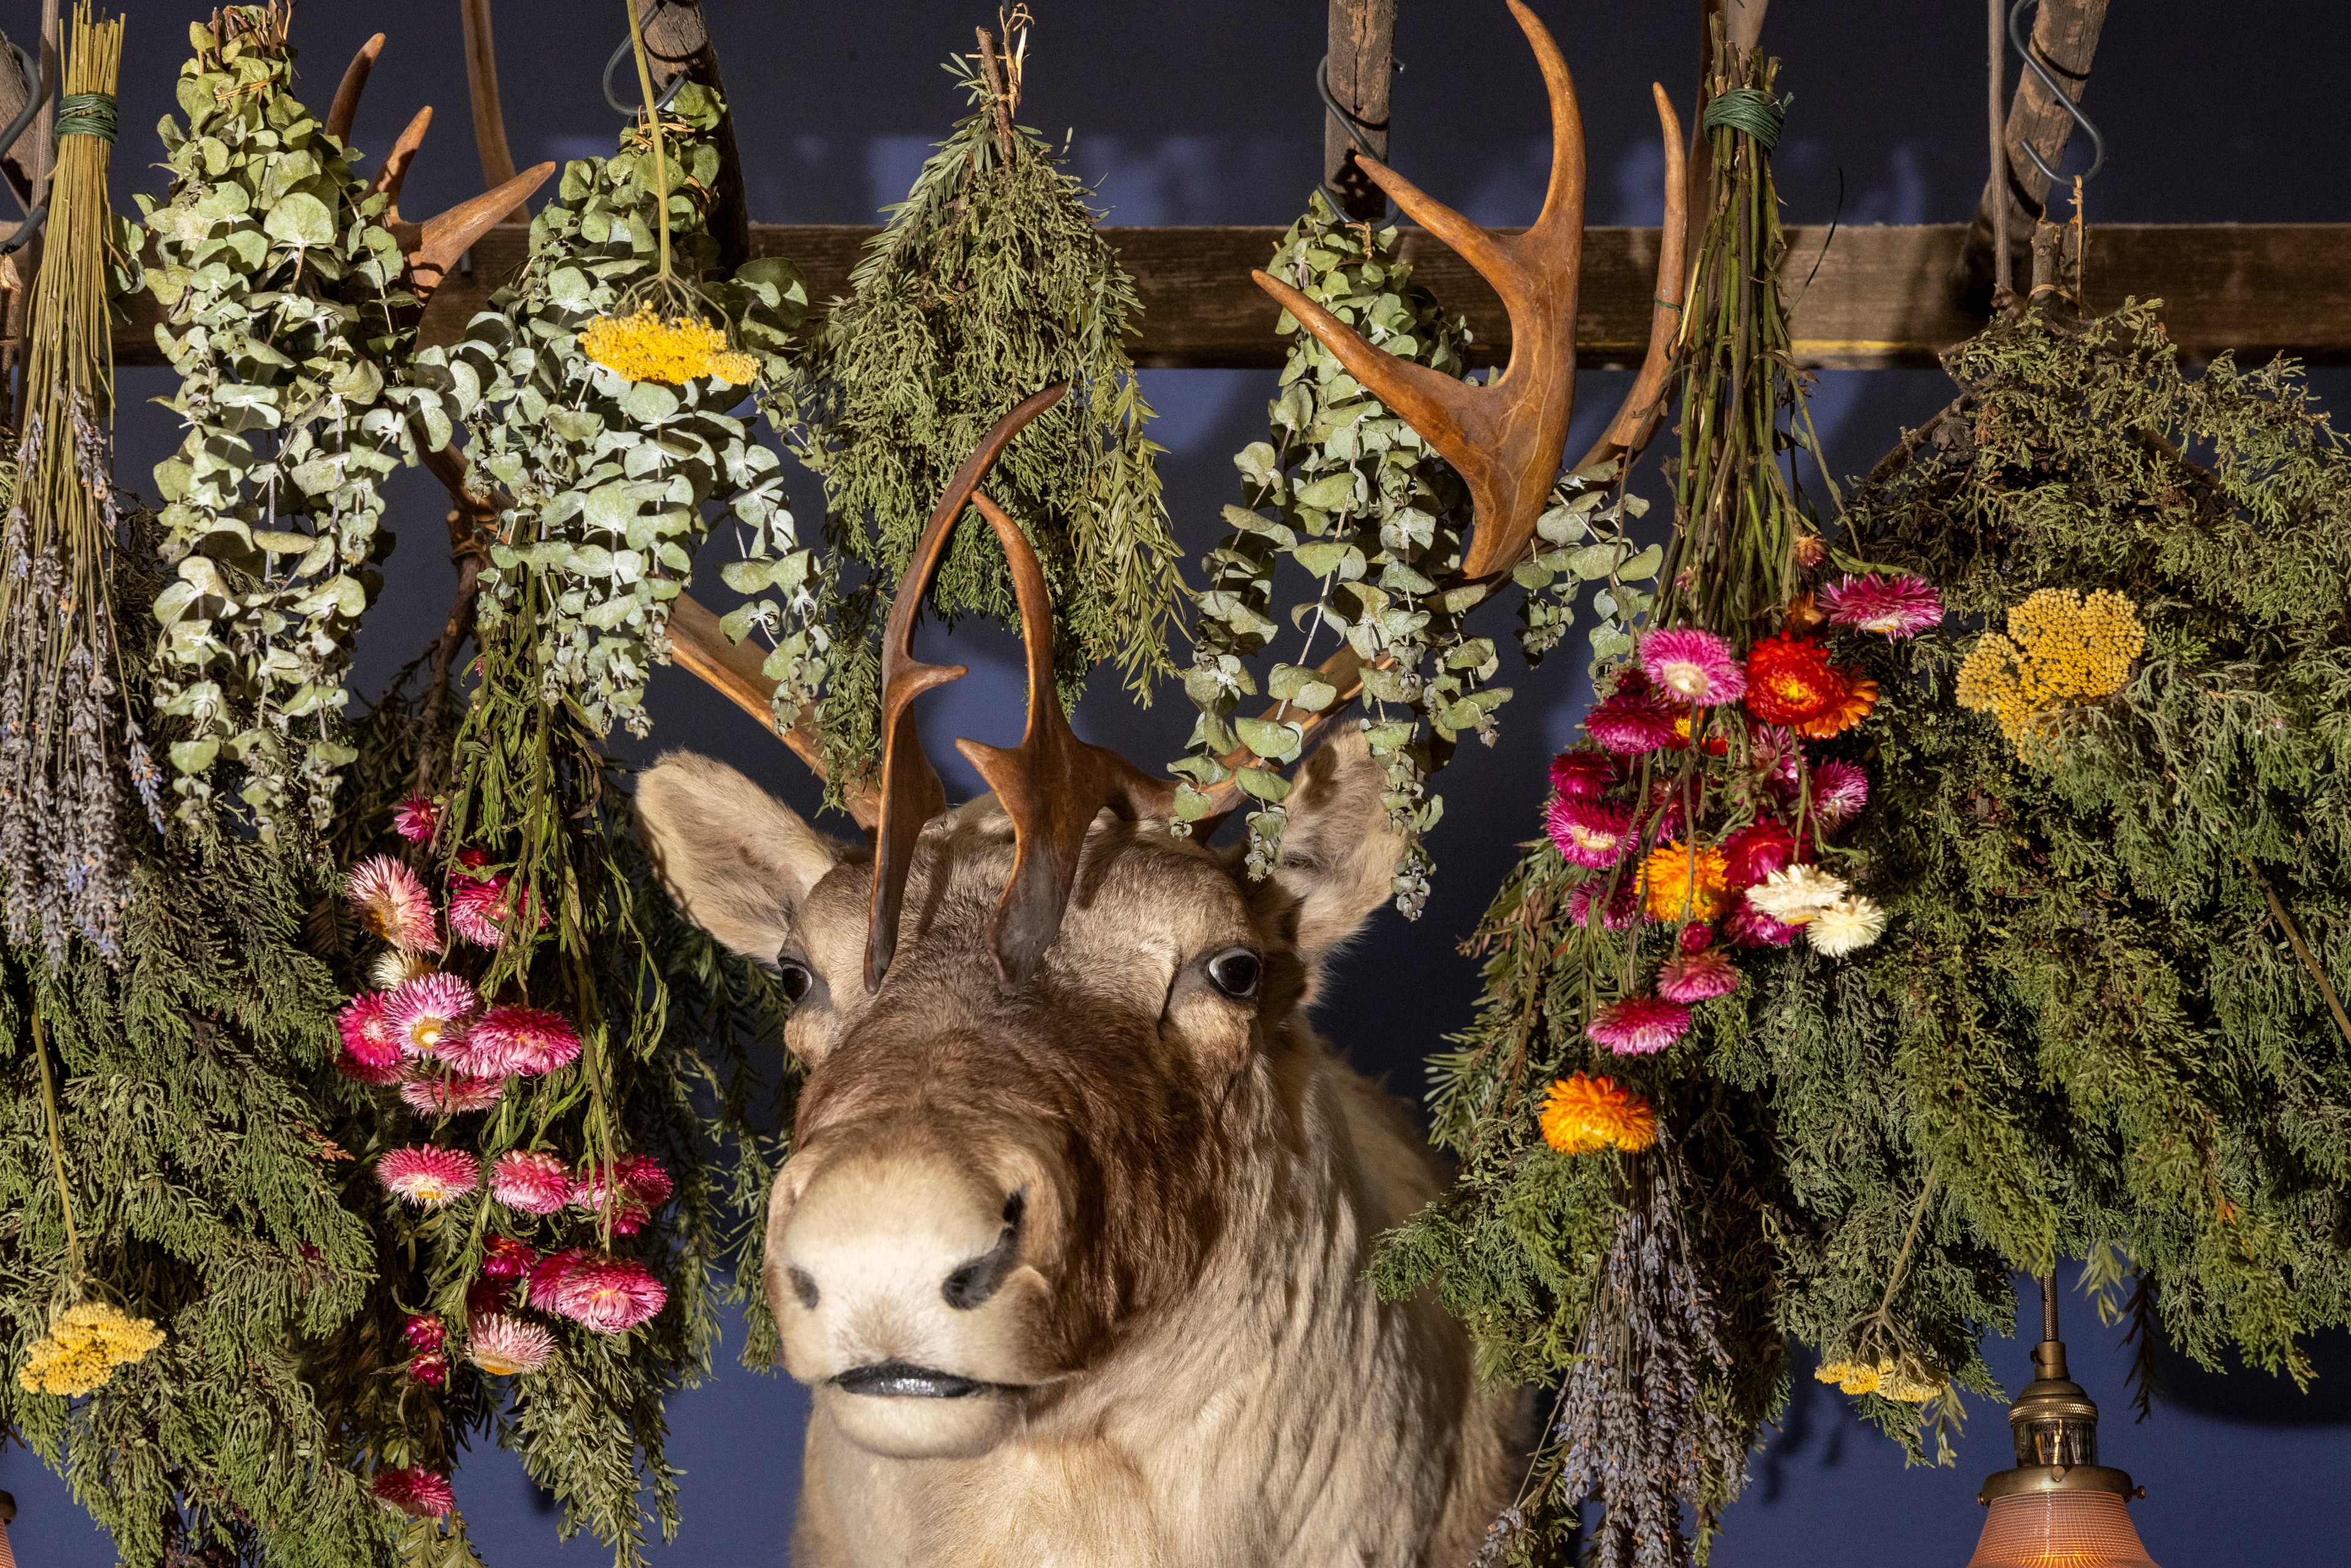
left=866, top=388, right=1174, bottom=995
left=1255, top=0, right=1627, bottom=583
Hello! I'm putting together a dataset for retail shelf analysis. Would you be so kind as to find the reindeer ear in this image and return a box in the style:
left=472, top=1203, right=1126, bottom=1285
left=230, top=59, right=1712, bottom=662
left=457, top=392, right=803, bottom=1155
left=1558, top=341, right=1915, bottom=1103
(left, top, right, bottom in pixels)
left=636, top=752, right=850, bottom=962
left=1266, top=726, right=1409, bottom=970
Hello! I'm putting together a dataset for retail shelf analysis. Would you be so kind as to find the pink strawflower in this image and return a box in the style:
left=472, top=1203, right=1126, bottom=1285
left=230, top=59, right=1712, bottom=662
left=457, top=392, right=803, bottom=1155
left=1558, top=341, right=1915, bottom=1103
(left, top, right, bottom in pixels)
left=458, top=1005, right=582, bottom=1078
left=384, top=973, right=481, bottom=1059
left=1584, top=674, right=1679, bottom=756
left=1640, top=778, right=1687, bottom=846
left=334, top=993, right=405, bottom=1084
left=369, top=1467, right=454, bottom=1520
left=1584, top=994, right=1693, bottom=1056
left=1679, top=923, right=1715, bottom=954
left=468, top=1314, right=557, bottom=1377
left=1640, top=628, right=1748, bottom=705
left=448, top=872, right=510, bottom=948
left=403, top=1313, right=445, bottom=1354
left=1725, top=898, right=1800, bottom=948
left=529, top=1251, right=667, bottom=1334
left=1566, top=877, right=1641, bottom=932
left=377, top=1146, right=479, bottom=1207
left=1821, top=573, right=1943, bottom=638
left=392, top=793, right=442, bottom=845
left=1721, top=819, right=1801, bottom=888
left=399, top=1072, right=505, bottom=1116
left=1810, top=759, right=1870, bottom=830
left=1656, top=948, right=1741, bottom=1003
left=1752, top=726, right=1804, bottom=793
left=574, top=1155, right=675, bottom=1234
left=407, top=1350, right=449, bottom=1387
left=1548, top=749, right=1620, bottom=801
left=481, top=1234, right=539, bottom=1280
left=491, top=1150, right=574, bottom=1216
left=347, top=855, right=441, bottom=955
left=1546, top=797, right=1637, bottom=869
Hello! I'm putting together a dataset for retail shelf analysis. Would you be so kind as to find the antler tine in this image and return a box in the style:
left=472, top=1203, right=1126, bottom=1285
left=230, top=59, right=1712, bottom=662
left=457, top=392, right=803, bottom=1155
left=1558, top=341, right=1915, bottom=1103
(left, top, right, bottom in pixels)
left=865, top=386, right=1070, bottom=994
left=1585, top=82, right=1688, bottom=465
left=402, top=161, right=556, bottom=306
left=370, top=107, right=433, bottom=220
left=458, top=0, right=532, bottom=224
left=959, top=493, right=1175, bottom=992
left=1251, top=0, right=1585, bottom=582
left=325, top=33, right=383, bottom=144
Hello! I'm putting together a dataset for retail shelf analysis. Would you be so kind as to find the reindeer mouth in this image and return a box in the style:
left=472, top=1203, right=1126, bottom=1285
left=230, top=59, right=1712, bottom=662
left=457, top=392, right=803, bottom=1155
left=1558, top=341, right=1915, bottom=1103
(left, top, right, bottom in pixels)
left=832, top=1360, right=1007, bottom=1400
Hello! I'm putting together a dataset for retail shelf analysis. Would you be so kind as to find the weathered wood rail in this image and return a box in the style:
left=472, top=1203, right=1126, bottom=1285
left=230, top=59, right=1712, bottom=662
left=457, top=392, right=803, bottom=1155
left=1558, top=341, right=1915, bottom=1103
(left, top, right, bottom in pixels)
left=97, top=222, right=2351, bottom=373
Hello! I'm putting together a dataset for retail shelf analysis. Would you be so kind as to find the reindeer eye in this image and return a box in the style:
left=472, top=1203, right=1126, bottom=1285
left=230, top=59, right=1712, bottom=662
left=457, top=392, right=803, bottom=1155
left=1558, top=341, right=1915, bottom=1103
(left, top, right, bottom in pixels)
left=773, top=957, right=814, bottom=1004
left=1205, top=948, right=1261, bottom=1000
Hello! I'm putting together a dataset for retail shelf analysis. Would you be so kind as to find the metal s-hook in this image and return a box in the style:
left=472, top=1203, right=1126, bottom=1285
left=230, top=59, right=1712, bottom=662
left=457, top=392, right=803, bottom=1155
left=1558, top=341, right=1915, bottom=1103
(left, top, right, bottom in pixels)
left=2006, top=0, right=2104, bottom=186
left=603, top=0, right=688, bottom=117
left=0, top=41, right=57, bottom=258
left=1314, top=52, right=1401, bottom=220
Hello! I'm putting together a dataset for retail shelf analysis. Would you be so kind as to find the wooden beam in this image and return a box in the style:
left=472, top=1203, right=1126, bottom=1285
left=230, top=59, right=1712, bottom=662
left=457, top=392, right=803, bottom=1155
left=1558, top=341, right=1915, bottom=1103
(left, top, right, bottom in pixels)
left=97, top=222, right=2351, bottom=372
left=1954, top=0, right=2110, bottom=303
left=1322, top=0, right=1395, bottom=222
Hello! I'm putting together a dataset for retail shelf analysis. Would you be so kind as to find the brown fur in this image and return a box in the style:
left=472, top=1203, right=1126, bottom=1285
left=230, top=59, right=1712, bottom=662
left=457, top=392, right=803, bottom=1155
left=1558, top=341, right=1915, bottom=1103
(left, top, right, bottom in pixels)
left=636, top=731, right=1521, bottom=1566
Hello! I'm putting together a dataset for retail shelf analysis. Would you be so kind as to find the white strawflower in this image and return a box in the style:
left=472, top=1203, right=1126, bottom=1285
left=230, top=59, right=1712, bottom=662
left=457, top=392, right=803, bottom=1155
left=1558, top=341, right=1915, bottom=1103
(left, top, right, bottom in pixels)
left=1745, top=863, right=1848, bottom=924
left=1805, top=895, right=1887, bottom=957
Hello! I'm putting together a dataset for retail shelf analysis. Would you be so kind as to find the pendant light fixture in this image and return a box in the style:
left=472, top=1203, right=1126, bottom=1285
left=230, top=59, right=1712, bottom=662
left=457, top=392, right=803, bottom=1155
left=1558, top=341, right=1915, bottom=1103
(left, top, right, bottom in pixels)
left=1965, top=1274, right=2162, bottom=1568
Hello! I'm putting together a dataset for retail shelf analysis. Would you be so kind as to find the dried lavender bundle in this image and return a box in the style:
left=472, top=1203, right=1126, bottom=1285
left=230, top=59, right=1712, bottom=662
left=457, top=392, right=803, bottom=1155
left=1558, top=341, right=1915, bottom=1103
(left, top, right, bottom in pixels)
left=0, top=6, right=153, bottom=965
left=1555, top=1150, right=1746, bottom=1568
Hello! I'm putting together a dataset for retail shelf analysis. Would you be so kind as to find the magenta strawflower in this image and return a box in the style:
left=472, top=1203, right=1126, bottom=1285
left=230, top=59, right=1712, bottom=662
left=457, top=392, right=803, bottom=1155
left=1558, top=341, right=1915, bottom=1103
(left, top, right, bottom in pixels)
left=1567, top=877, right=1641, bottom=932
left=481, top=1234, right=539, bottom=1281
left=384, top=972, right=480, bottom=1058
left=377, top=1146, right=479, bottom=1207
left=392, top=792, right=442, bottom=844
left=399, top=1073, right=505, bottom=1116
left=1720, top=819, right=1800, bottom=888
left=1583, top=674, right=1679, bottom=756
left=457, top=1005, right=582, bottom=1077
left=1546, top=797, right=1636, bottom=869
left=369, top=1466, right=454, bottom=1520
left=1821, top=572, right=1943, bottom=638
left=468, top=1314, right=557, bottom=1376
left=407, top=1350, right=449, bottom=1388
left=403, top=1313, right=445, bottom=1354
left=1656, top=948, right=1741, bottom=1003
left=574, top=1155, right=675, bottom=1235
left=1725, top=898, right=1800, bottom=948
left=529, top=1251, right=667, bottom=1334
left=1809, top=759, right=1870, bottom=830
left=1640, top=628, right=1748, bottom=705
left=1548, top=749, right=1619, bottom=801
left=1584, top=994, right=1693, bottom=1055
left=334, top=994, right=405, bottom=1084
left=448, top=871, right=511, bottom=948
left=347, top=855, right=440, bottom=954
left=490, top=1150, right=574, bottom=1216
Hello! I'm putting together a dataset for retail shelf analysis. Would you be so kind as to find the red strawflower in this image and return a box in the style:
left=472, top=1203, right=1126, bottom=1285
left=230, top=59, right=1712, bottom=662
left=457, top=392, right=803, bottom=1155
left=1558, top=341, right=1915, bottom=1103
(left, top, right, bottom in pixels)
left=1744, top=635, right=1845, bottom=727
left=1720, top=819, right=1801, bottom=888
left=407, top=1350, right=449, bottom=1387
left=481, top=1234, right=539, bottom=1281
left=1793, top=673, right=1877, bottom=740
left=1548, top=749, right=1620, bottom=801
left=574, top=1155, right=675, bottom=1235
left=369, top=1467, right=454, bottom=1520
left=1567, top=876, right=1641, bottom=931
left=529, top=1251, right=667, bottom=1334
left=402, top=1313, right=445, bottom=1353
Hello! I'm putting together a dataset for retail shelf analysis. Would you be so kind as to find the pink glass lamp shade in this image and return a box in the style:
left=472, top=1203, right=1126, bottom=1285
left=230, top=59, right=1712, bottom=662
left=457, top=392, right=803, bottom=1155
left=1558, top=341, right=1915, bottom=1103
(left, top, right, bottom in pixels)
left=1965, top=1279, right=2161, bottom=1568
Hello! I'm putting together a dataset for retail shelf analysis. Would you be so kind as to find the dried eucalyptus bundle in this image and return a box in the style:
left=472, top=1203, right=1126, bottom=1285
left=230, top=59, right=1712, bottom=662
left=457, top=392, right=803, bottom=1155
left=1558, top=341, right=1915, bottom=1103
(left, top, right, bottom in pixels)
left=1171, top=195, right=1655, bottom=904
left=141, top=3, right=437, bottom=835
left=422, top=80, right=804, bottom=738
left=778, top=27, right=1180, bottom=797
left=0, top=6, right=157, bottom=966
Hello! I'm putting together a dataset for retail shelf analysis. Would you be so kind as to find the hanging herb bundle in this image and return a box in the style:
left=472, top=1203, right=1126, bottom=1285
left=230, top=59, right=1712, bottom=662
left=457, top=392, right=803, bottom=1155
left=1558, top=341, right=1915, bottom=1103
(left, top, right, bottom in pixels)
left=421, top=62, right=806, bottom=740
left=140, top=2, right=440, bottom=836
left=0, top=5, right=156, bottom=964
left=768, top=24, right=1181, bottom=798
left=1371, top=36, right=1989, bottom=1564
left=1170, top=193, right=1657, bottom=902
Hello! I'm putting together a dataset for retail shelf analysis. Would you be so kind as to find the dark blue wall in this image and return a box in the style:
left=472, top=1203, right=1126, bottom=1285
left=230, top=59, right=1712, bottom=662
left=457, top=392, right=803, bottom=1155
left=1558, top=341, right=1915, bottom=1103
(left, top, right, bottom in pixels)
left=4, top=2, right=2346, bottom=1562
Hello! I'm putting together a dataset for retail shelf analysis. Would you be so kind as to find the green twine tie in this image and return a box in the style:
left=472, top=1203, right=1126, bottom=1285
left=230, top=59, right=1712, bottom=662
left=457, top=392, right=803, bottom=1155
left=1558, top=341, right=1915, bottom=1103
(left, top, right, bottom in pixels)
left=55, top=92, right=115, bottom=144
left=1700, top=88, right=1789, bottom=151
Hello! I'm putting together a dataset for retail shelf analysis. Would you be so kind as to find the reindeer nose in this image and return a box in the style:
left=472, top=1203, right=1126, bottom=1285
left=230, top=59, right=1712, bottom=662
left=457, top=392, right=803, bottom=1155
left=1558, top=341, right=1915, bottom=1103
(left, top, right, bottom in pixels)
left=778, top=1152, right=1028, bottom=1325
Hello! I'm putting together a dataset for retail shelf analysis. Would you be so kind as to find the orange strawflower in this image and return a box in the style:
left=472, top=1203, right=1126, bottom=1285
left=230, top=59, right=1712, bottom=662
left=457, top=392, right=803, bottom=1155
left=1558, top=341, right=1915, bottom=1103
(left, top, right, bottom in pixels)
left=1643, top=840, right=1733, bottom=923
left=1793, top=673, right=1877, bottom=738
left=1539, top=1072, right=1659, bottom=1155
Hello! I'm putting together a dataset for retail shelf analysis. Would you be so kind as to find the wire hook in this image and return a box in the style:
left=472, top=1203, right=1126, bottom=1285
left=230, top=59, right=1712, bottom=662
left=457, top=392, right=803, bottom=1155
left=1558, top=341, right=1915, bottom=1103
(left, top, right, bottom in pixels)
left=2006, top=0, right=2104, bottom=186
left=1314, top=53, right=1399, bottom=220
left=604, top=0, right=688, bottom=118
left=0, top=41, right=57, bottom=258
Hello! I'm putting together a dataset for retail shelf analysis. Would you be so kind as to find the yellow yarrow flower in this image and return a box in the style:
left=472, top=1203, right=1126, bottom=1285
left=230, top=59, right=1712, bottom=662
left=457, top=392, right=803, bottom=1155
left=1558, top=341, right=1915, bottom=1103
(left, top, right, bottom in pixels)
left=580, top=308, right=756, bottom=387
left=1955, top=588, right=2146, bottom=765
left=18, top=1301, right=166, bottom=1397
left=1813, top=1356, right=1943, bottom=1403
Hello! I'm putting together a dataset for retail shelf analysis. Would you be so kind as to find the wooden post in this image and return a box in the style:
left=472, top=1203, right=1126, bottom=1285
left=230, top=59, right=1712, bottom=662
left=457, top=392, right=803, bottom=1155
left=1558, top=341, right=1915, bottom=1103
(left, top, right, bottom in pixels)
left=4, top=0, right=54, bottom=429
left=639, top=0, right=752, bottom=273
left=1687, top=0, right=1768, bottom=257
left=1952, top=0, right=2109, bottom=305
left=1322, top=0, right=1395, bottom=221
